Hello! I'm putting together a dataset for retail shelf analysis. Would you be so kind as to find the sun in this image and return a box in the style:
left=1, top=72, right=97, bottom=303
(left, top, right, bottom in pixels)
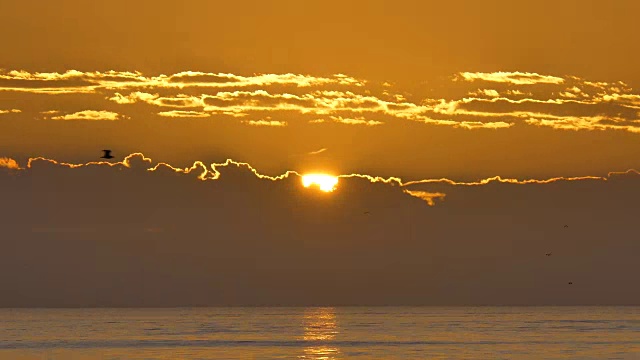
left=301, top=174, right=338, bottom=192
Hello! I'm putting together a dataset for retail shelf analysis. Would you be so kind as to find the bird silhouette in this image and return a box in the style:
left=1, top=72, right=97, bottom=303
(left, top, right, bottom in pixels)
left=100, top=150, right=114, bottom=159
left=364, top=211, right=371, bottom=215
left=564, top=225, right=569, bottom=228
left=545, top=252, right=552, bottom=256
left=568, top=282, right=573, bottom=285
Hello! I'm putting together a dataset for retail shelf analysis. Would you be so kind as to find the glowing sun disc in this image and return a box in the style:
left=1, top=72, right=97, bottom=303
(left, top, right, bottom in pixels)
left=301, top=174, right=338, bottom=192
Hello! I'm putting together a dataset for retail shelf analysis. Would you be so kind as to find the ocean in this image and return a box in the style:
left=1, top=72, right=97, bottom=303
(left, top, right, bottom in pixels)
left=0, top=307, right=638, bottom=359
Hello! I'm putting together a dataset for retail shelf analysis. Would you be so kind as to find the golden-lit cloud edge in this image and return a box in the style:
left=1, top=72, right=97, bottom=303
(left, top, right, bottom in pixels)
left=456, top=71, right=565, bottom=85
left=0, top=157, right=20, bottom=169
left=401, top=190, right=446, bottom=206
left=3, top=153, right=638, bottom=205
left=0, top=70, right=364, bottom=94
left=157, top=110, right=210, bottom=118
left=242, top=119, right=287, bottom=127
left=2, top=69, right=640, bottom=132
left=48, top=110, right=123, bottom=121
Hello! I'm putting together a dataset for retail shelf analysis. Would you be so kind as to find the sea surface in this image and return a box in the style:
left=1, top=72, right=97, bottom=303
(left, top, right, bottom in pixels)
left=0, top=307, right=638, bottom=359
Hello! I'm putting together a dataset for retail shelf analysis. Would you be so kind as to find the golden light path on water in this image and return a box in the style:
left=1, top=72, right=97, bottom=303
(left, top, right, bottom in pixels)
left=301, top=307, right=339, bottom=360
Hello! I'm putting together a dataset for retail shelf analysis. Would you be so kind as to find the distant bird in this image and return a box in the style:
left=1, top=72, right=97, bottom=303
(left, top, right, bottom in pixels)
left=568, top=282, right=573, bottom=285
left=564, top=225, right=569, bottom=228
left=100, top=150, right=114, bottom=159
left=545, top=252, right=552, bottom=256
left=364, top=211, right=371, bottom=215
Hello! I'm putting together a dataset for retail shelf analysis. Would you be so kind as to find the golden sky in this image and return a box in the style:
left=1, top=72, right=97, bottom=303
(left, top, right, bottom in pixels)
left=0, top=0, right=639, bottom=305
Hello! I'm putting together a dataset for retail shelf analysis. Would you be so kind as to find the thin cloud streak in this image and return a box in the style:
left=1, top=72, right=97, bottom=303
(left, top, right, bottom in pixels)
left=0, top=70, right=365, bottom=94
left=242, top=119, right=287, bottom=127
left=307, top=148, right=327, bottom=155
left=157, top=110, right=210, bottom=118
left=50, top=110, right=123, bottom=121
left=457, top=71, right=565, bottom=85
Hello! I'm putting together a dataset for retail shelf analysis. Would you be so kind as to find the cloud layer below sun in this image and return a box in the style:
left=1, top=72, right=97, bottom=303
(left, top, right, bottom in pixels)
left=1, top=151, right=639, bottom=306
left=2, top=152, right=638, bottom=206
left=1, top=69, right=639, bottom=133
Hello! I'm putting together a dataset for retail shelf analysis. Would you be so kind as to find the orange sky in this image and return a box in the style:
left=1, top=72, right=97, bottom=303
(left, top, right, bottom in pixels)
left=1, top=0, right=640, bottom=179
left=0, top=0, right=639, bottom=305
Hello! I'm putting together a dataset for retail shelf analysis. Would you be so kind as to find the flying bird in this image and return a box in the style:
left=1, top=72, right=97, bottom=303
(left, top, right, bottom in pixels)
left=564, top=225, right=569, bottom=228
left=100, top=150, right=114, bottom=159
left=568, top=282, right=573, bottom=285
left=364, top=211, right=371, bottom=215
left=545, top=252, right=552, bottom=256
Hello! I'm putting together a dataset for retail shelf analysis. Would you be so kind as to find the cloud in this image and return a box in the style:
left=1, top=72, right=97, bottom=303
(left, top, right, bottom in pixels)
left=330, top=116, right=383, bottom=126
left=0, top=70, right=365, bottom=94
left=15, top=152, right=637, bottom=191
left=524, top=116, right=640, bottom=134
left=0, top=157, right=20, bottom=169
left=402, top=173, right=605, bottom=186
left=307, top=148, right=327, bottom=155
left=469, top=89, right=500, bottom=97
left=505, top=89, right=527, bottom=96
left=457, top=71, right=565, bottom=85
left=403, top=190, right=446, bottom=205
left=2, top=68, right=640, bottom=133
left=419, top=84, right=640, bottom=132
left=242, top=119, right=287, bottom=127
left=456, top=120, right=514, bottom=129
left=110, top=92, right=205, bottom=108
left=0, top=109, right=21, bottom=114
left=6, top=151, right=640, bottom=222
left=157, top=110, right=210, bottom=118
left=108, top=91, right=159, bottom=104
left=2, top=153, right=639, bottom=306
left=50, top=110, right=123, bottom=121
left=559, top=91, right=579, bottom=98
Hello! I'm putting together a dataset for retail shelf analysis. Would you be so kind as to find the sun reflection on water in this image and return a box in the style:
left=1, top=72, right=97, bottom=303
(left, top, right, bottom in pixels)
left=299, top=307, right=339, bottom=360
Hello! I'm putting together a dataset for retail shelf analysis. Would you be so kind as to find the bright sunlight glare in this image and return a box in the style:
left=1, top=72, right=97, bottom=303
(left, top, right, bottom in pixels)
left=301, top=174, right=339, bottom=192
